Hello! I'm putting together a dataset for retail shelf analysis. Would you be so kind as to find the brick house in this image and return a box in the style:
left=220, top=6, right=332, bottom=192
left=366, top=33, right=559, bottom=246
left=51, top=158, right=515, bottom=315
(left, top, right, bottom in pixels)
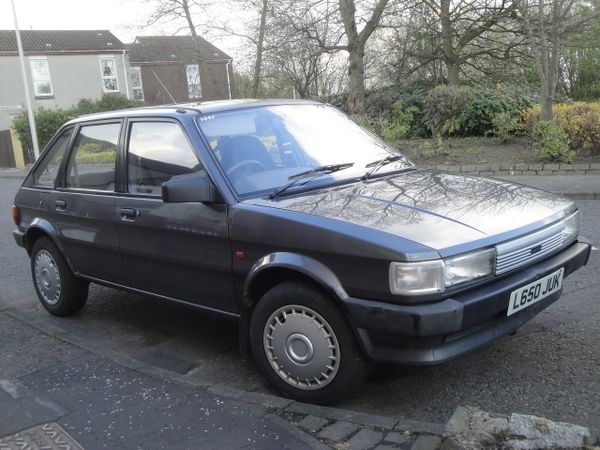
left=127, top=35, right=234, bottom=105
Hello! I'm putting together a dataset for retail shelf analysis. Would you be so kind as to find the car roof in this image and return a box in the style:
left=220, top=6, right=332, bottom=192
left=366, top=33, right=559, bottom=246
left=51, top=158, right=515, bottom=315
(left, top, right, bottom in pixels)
left=66, top=98, right=324, bottom=125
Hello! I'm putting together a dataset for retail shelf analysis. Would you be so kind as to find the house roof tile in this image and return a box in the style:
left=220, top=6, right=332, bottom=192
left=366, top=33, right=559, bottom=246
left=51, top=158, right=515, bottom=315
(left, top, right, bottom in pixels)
left=127, top=35, right=231, bottom=63
left=0, top=29, right=125, bottom=53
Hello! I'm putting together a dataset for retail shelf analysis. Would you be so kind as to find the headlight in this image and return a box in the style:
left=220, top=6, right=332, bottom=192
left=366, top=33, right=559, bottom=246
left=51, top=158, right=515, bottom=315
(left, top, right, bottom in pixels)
left=389, top=259, right=444, bottom=295
left=563, top=210, right=580, bottom=244
left=444, top=248, right=495, bottom=288
left=389, top=248, right=495, bottom=296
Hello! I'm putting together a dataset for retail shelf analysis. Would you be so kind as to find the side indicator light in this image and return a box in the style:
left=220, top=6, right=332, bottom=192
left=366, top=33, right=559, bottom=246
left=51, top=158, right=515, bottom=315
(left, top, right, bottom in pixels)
left=11, top=204, right=21, bottom=226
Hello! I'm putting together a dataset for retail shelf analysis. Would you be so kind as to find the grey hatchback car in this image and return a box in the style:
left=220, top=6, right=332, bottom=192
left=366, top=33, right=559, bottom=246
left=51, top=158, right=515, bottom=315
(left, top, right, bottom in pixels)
left=12, top=99, right=591, bottom=404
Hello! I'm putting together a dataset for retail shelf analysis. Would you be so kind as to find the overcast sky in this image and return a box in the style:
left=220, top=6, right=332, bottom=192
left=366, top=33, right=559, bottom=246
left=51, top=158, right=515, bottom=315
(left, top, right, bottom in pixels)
left=1, top=0, right=241, bottom=59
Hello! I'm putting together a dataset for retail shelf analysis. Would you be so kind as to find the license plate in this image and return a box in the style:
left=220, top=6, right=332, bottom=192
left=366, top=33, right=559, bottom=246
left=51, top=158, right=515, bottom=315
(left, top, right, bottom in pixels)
left=507, top=268, right=564, bottom=316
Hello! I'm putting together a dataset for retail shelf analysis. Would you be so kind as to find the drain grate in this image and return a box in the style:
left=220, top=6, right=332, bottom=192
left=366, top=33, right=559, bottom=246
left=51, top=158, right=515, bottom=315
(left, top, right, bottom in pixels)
left=0, top=422, right=83, bottom=450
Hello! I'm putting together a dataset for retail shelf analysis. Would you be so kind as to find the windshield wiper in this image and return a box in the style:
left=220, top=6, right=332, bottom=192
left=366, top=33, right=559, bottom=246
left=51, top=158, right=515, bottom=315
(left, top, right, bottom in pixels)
left=361, top=155, right=406, bottom=181
left=269, top=163, right=354, bottom=199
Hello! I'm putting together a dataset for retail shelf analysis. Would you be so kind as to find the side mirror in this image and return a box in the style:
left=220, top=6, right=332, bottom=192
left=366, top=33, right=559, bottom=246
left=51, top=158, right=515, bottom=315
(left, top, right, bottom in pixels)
left=161, top=171, right=223, bottom=203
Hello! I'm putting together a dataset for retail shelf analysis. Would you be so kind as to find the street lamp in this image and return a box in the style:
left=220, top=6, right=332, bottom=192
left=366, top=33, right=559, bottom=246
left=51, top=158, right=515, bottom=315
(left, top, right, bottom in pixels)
left=11, top=0, right=40, bottom=160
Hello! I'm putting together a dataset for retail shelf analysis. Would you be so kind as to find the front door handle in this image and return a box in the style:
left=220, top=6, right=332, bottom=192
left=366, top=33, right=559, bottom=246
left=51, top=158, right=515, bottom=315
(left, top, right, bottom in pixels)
left=120, top=208, right=139, bottom=221
left=55, top=200, right=67, bottom=211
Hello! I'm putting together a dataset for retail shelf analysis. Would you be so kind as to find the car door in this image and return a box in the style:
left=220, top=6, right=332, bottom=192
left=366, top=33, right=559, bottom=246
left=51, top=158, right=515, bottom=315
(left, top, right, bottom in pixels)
left=114, top=118, right=236, bottom=314
left=49, top=120, right=127, bottom=283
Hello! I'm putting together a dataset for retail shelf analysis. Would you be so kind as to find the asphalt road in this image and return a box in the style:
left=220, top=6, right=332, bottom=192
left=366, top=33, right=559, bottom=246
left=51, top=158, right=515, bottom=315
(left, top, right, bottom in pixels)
left=1, top=177, right=599, bottom=436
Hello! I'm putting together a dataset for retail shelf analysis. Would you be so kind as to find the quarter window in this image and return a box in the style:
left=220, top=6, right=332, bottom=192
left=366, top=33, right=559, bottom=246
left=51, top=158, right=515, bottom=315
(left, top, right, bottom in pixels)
left=29, top=57, right=53, bottom=97
left=31, top=128, right=72, bottom=186
left=130, top=66, right=144, bottom=101
left=66, top=123, right=120, bottom=191
left=127, top=121, right=201, bottom=196
left=186, top=64, right=202, bottom=99
left=100, top=58, right=119, bottom=92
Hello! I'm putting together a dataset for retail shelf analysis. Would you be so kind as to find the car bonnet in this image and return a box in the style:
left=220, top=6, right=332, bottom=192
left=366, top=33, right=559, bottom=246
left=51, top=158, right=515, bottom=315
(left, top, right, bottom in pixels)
left=249, top=170, right=575, bottom=254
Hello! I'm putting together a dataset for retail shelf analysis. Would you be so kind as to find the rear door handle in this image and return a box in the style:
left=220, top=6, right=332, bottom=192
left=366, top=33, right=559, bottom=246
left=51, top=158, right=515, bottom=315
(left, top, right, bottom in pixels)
left=55, top=200, right=67, bottom=211
left=120, top=208, right=139, bottom=221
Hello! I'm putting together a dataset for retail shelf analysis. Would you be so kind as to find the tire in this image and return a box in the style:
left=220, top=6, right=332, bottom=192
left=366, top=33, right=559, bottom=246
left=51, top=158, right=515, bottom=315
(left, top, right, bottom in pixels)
left=250, top=281, right=368, bottom=404
left=30, top=237, right=89, bottom=316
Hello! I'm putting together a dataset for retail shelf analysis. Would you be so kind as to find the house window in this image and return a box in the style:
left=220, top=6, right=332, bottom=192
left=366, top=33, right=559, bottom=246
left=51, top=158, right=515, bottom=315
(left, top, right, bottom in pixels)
left=186, top=64, right=202, bottom=99
left=130, top=66, right=144, bottom=101
left=99, top=57, right=119, bottom=92
left=29, top=57, right=53, bottom=97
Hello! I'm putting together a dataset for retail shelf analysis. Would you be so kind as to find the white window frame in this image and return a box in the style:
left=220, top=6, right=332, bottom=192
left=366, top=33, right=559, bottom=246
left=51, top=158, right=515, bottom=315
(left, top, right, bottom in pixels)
left=99, top=57, right=119, bottom=93
left=186, top=64, right=202, bottom=99
left=130, top=66, right=144, bottom=101
left=29, top=56, right=53, bottom=97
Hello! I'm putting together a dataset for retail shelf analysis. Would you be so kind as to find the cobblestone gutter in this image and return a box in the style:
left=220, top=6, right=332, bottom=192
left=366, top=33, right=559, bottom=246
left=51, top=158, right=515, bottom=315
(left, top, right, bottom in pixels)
left=280, top=404, right=599, bottom=450
left=418, top=163, right=600, bottom=176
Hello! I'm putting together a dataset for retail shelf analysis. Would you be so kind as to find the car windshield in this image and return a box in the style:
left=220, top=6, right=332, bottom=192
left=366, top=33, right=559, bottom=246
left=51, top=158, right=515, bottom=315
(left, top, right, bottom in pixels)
left=195, top=103, right=412, bottom=198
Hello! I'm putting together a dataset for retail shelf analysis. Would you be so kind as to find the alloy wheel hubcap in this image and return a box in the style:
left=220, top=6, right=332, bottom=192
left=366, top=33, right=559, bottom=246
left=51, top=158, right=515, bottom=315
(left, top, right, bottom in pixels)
left=34, top=250, right=61, bottom=305
left=263, top=305, right=340, bottom=390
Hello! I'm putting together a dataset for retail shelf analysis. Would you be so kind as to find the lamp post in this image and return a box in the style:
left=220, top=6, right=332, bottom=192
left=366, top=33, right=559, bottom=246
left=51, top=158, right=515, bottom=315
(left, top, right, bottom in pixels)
left=11, top=0, right=40, bottom=159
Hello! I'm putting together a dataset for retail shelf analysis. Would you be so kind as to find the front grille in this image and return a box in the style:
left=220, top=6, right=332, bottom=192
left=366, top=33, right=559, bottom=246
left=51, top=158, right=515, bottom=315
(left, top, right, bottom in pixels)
left=495, top=222, right=565, bottom=275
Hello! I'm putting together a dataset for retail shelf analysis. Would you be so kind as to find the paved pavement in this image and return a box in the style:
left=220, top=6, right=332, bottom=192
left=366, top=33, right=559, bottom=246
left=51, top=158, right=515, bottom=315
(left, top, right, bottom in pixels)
left=0, top=308, right=316, bottom=449
left=1, top=173, right=599, bottom=444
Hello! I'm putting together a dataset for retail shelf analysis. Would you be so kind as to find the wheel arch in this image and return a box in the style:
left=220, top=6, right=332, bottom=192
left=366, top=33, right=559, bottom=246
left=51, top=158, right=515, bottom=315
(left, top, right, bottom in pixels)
left=24, top=219, right=76, bottom=273
left=238, top=252, right=357, bottom=355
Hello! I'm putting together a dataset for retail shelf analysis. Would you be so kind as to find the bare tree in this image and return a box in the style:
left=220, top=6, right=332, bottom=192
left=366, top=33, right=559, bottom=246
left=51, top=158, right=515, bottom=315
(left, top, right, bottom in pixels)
left=251, top=0, right=269, bottom=97
left=211, top=0, right=278, bottom=97
left=441, top=0, right=518, bottom=85
left=339, top=0, right=392, bottom=113
left=517, top=0, right=583, bottom=119
left=277, top=0, right=394, bottom=113
left=143, top=0, right=207, bottom=66
left=392, top=0, right=521, bottom=86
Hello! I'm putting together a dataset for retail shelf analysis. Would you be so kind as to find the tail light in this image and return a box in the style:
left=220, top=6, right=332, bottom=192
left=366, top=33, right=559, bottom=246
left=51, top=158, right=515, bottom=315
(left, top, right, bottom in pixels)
left=11, top=204, right=21, bottom=226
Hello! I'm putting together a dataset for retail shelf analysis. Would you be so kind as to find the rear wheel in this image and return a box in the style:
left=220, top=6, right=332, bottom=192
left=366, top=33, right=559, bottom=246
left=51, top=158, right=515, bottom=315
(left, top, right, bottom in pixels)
left=31, top=237, right=89, bottom=316
left=250, top=281, right=367, bottom=404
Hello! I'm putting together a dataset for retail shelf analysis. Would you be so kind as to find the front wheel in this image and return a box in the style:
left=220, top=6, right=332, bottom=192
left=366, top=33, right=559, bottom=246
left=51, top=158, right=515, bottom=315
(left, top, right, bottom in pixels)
left=31, top=237, right=89, bottom=316
left=250, top=281, right=367, bottom=404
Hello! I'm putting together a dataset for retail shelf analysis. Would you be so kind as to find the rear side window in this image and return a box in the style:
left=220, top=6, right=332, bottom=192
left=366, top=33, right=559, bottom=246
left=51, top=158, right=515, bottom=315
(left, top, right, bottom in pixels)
left=66, top=123, right=120, bottom=191
left=31, top=128, right=72, bottom=187
left=127, top=121, right=201, bottom=196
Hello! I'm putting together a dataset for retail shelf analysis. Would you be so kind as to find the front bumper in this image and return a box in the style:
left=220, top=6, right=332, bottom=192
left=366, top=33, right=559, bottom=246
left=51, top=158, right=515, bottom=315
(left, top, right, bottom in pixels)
left=343, top=240, right=591, bottom=365
left=13, top=229, right=25, bottom=248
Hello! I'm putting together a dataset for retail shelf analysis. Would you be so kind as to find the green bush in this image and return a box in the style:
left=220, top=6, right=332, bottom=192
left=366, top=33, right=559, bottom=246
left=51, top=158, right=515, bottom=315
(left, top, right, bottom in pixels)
left=425, top=85, right=473, bottom=150
left=492, top=111, right=520, bottom=142
left=12, top=94, right=142, bottom=153
left=355, top=83, right=536, bottom=139
left=76, top=94, right=142, bottom=116
left=352, top=114, right=380, bottom=135
left=76, top=148, right=116, bottom=164
left=353, top=100, right=414, bottom=143
left=364, top=84, right=431, bottom=138
left=532, top=120, right=574, bottom=163
left=12, top=107, right=74, bottom=152
left=380, top=118, right=409, bottom=143
left=460, top=85, right=537, bottom=136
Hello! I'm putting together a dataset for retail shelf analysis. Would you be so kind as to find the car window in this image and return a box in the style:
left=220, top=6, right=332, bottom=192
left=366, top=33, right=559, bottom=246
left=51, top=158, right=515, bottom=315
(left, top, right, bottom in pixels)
left=31, top=128, right=72, bottom=187
left=66, top=123, right=120, bottom=191
left=127, top=121, right=202, bottom=196
left=197, top=104, right=411, bottom=197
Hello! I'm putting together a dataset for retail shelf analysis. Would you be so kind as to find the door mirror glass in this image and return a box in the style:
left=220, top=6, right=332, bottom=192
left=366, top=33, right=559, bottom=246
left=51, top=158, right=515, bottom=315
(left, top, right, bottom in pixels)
left=162, top=171, right=222, bottom=203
